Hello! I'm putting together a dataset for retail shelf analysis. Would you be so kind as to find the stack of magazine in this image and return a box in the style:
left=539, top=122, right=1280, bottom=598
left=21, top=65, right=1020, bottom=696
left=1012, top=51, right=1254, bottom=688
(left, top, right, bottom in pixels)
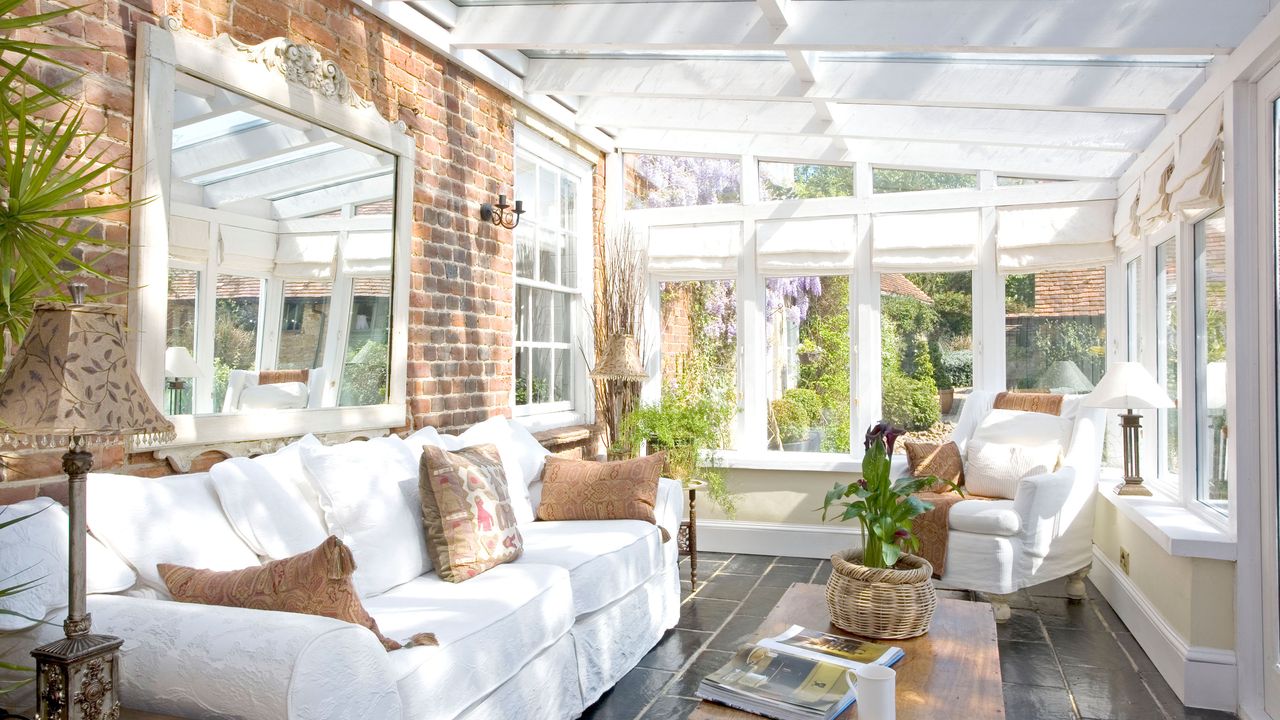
left=696, top=625, right=905, bottom=720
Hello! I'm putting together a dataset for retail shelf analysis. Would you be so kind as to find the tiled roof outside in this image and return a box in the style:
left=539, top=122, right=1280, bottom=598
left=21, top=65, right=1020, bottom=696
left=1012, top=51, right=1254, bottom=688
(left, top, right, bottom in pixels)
left=1007, top=268, right=1106, bottom=319
left=880, top=273, right=932, bottom=303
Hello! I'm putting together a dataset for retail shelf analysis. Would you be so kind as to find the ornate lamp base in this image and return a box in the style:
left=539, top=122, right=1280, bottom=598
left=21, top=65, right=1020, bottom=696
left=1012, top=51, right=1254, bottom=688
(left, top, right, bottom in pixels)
left=1114, top=410, right=1153, bottom=497
left=32, top=629, right=123, bottom=720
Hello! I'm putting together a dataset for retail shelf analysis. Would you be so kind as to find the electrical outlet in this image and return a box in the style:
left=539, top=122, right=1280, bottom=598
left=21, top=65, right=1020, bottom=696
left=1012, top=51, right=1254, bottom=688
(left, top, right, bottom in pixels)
left=1120, top=548, right=1131, bottom=575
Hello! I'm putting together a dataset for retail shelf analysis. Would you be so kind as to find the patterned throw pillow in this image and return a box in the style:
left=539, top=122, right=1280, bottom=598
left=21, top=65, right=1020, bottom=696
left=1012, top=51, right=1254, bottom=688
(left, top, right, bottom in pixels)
left=535, top=454, right=669, bottom=541
left=419, top=444, right=523, bottom=583
left=158, top=536, right=416, bottom=652
left=904, top=441, right=965, bottom=493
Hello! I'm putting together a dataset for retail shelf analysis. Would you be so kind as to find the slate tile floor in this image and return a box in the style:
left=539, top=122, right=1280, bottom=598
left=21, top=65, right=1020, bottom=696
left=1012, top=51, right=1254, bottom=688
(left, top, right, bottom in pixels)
left=581, top=552, right=1237, bottom=720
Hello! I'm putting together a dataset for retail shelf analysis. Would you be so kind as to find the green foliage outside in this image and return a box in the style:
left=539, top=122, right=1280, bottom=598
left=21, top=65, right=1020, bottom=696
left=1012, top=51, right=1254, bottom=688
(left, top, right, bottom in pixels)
left=871, top=168, right=977, bottom=194
left=212, top=301, right=259, bottom=408
left=795, top=276, right=851, bottom=452
left=880, top=295, right=942, bottom=431
left=340, top=340, right=390, bottom=407
left=760, top=163, right=854, bottom=201
left=938, top=350, right=973, bottom=389
left=768, top=387, right=823, bottom=445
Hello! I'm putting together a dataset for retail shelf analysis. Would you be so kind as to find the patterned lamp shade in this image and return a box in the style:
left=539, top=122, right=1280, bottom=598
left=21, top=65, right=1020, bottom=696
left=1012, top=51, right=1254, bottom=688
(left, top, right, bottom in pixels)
left=591, top=334, right=647, bottom=382
left=0, top=298, right=175, bottom=448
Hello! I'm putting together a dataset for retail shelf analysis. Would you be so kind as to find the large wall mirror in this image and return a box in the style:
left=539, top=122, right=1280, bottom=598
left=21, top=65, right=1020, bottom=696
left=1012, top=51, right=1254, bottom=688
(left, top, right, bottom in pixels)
left=132, top=22, right=414, bottom=449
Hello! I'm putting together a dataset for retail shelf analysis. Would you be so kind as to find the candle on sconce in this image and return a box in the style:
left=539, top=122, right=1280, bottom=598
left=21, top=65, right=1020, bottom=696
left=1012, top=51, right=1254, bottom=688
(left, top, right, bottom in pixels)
left=514, top=200, right=524, bottom=214
left=853, top=664, right=896, bottom=720
left=497, top=194, right=508, bottom=208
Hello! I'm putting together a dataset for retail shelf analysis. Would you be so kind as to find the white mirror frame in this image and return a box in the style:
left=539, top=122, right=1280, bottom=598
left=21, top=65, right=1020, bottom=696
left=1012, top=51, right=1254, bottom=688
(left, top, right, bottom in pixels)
left=129, top=19, right=414, bottom=448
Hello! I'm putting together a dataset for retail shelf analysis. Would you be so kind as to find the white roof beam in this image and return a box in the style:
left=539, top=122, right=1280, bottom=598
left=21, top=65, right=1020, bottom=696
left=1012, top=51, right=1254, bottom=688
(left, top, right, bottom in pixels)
left=172, top=125, right=335, bottom=180
left=452, top=0, right=1265, bottom=54
left=202, top=150, right=392, bottom=207
left=757, top=0, right=792, bottom=29
left=523, top=57, right=1205, bottom=114
left=272, top=175, right=398, bottom=219
left=583, top=99, right=1162, bottom=152
left=614, top=129, right=1133, bottom=178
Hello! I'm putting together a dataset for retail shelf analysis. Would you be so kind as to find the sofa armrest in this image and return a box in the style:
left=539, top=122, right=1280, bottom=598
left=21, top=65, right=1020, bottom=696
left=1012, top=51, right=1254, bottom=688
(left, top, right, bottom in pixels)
left=1012, top=466, right=1090, bottom=560
left=87, top=594, right=401, bottom=720
left=656, top=477, right=683, bottom=545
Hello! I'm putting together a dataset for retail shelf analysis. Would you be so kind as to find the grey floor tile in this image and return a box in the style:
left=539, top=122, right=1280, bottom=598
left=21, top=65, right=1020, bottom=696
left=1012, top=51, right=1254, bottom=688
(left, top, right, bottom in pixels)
left=707, top=613, right=765, bottom=651
left=675, top=597, right=738, bottom=632
left=737, top=585, right=789, bottom=618
left=1002, top=682, right=1078, bottom=719
left=1048, top=627, right=1135, bottom=669
left=813, top=562, right=833, bottom=584
left=694, top=573, right=759, bottom=600
left=720, top=554, right=774, bottom=575
left=999, top=640, right=1067, bottom=688
left=1063, top=663, right=1163, bottom=719
left=581, top=667, right=675, bottom=720
left=1034, top=596, right=1112, bottom=632
left=997, top=608, right=1050, bottom=643
left=696, top=552, right=735, bottom=563
left=772, top=556, right=821, bottom=569
left=668, top=649, right=734, bottom=698
left=637, top=629, right=712, bottom=672
left=640, top=695, right=700, bottom=720
left=756, top=563, right=817, bottom=588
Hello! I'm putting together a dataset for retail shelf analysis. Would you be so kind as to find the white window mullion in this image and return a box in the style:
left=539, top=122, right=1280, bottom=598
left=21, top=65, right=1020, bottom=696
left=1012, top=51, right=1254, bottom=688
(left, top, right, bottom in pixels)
left=853, top=161, right=879, bottom=437
left=1177, top=219, right=1198, bottom=509
left=973, top=170, right=1005, bottom=392
left=739, top=154, right=766, bottom=450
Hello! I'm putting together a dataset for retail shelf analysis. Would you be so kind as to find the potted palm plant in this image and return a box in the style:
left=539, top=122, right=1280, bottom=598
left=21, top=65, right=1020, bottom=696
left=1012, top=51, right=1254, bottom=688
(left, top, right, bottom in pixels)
left=820, top=423, right=960, bottom=639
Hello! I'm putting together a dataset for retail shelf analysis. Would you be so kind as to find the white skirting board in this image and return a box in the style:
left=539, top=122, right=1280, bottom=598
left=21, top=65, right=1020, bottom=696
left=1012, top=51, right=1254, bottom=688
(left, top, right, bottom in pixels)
left=694, top=520, right=859, bottom=559
left=1088, top=546, right=1237, bottom=712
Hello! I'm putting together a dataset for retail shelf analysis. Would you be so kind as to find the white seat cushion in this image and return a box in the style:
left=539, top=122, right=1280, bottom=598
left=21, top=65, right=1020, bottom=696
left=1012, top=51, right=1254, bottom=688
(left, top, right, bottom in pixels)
left=972, top=408, right=1073, bottom=448
left=518, top=520, right=665, bottom=616
left=87, top=472, right=260, bottom=596
left=237, top=381, right=308, bottom=410
left=210, top=438, right=329, bottom=561
left=948, top=499, right=1021, bottom=537
left=964, top=439, right=1061, bottom=499
left=0, top=498, right=135, bottom=631
left=364, top=563, right=574, bottom=720
left=301, top=436, right=431, bottom=597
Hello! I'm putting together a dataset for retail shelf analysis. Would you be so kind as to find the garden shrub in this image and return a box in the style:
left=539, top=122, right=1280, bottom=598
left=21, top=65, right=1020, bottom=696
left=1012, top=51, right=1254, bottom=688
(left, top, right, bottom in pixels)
left=939, top=349, right=973, bottom=388
left=881, top=371, right=941, bottom=431
left=769, top=397, right=810, bottom=444
left=783, top=387, right=822, bottom=427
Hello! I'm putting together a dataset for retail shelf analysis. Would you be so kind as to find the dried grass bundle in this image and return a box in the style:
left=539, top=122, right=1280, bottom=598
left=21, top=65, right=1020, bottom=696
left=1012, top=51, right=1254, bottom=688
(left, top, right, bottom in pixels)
left=592, top=224, right=648, bottom=452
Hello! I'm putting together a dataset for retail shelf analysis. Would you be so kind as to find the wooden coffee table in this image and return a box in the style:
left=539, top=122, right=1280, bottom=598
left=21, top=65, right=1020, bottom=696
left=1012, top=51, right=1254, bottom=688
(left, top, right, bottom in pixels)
left=690, top=583, right=1005, bottom=720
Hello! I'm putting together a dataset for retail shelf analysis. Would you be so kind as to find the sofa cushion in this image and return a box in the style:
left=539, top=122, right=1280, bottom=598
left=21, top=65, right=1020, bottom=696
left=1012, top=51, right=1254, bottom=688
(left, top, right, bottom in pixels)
left=519, top=519, right=665, bottom=616
left=87, top=472, right=260, bottom=596
left=363, top=562, right=574, bottom=720
left=210, top=439, right=329, bottom=561
left=301, top=436, right=431, bottom=597
left=948, top=499, right=1021, bottom=536
left=972, top=408, right=1073, bottom=449
left=456, top=417, right=550, bottom=524
left=159, top=536, right=406, bottom=651
left=964, top=439, right=1061, bottom=499
left=536, top=454, right=667, bottom=540
left=0, top=498, right=135, bottom=632
left=419, top=444, right=523, bottom=583
left=904, top=441, right=965, bottom=492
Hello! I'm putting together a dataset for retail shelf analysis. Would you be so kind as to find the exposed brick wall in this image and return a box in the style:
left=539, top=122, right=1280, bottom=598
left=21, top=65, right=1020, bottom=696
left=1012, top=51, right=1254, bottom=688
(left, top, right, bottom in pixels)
left=0, top=0, right=604, bottom=495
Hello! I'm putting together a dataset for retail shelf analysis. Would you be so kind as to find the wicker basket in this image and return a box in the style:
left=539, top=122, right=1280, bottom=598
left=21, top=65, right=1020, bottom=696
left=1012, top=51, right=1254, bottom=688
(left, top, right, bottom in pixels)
left=825, top=549, right=937, bottom=640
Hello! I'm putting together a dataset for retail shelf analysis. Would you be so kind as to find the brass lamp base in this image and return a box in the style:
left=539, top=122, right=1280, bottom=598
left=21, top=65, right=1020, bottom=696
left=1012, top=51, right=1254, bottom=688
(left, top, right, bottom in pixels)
left=1114, top=410, right=1153, bottom=497
left=32, top=631, right=123, bottom=720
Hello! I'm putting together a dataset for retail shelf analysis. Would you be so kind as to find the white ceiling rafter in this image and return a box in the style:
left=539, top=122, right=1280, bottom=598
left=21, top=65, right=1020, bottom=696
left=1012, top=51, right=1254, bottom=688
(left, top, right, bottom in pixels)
left=201, top=149, right=393, bottom=207
left=449, top=0, right=1266, bottom=54
left=521, top=56, right=1207, bottom=114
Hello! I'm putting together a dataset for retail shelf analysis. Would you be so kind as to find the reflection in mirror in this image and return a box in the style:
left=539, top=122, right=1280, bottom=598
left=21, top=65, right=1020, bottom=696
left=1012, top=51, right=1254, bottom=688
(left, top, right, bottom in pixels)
left=164, top=72, right=395, bottom=416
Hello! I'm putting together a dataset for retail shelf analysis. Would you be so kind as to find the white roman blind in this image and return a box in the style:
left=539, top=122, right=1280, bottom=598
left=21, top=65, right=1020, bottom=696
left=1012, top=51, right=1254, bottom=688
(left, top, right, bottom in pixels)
left=756, top=216, right=856, bottom=276
left=996, top=200, right=1116, bottom=273
left=275, top=233, right=338, bottom=279
left=341, top=230, right=394, bottom=276
left=170, top=215, right=209, bottom=262
left=647, top=222, right=741, bottom=279
left=1168, top=98, right=1224, bottom=220
left=871, top=209, right=980, bottom=272
left=1113, top=181, right=1141, bottom=251
left=1136, top=148, right=1174, bottom=233
left=218, top=225, right=276, bottom=273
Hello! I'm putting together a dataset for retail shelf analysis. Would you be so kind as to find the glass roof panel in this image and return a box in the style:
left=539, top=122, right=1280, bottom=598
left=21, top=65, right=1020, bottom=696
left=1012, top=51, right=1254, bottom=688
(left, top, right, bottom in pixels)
left=817, top=51, right=1214, bottom=67
left=172, top=110, right=271, bottom=150
left=186, top=142, right=349, bottom=186
left=453, top=0, right=747, bottom=4
left=523, top=48, right=786, bottom=60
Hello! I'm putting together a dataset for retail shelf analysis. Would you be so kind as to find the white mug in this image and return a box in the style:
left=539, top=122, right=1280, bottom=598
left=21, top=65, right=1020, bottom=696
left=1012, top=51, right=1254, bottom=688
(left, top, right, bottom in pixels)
left=853, top=664, right=896, bottom=720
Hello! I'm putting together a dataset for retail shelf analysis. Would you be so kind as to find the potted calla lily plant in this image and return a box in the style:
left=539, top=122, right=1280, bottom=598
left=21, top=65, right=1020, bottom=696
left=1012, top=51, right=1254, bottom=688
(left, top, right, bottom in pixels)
left=819, top=422, right=962, bottom=640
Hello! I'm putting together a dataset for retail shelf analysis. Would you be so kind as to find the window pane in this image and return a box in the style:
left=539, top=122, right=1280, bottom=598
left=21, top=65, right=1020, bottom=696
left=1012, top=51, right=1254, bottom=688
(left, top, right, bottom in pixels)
left=559, top=231, right=577, bottom=287
left=996, top=176, right=1066, bottom=187
left=532, top=347, right=552, bottom=404
left=531, top=287, right=553, bottom=342
left=759, top=161, right=854, bottom=201
left=872, top=168, right=977, bottom=194
left=625, top=154, right=742, bottom=209
left=166, top=267, right=200, bottom=414
left=880, top=272, right=973, bottom=445
left=660, top=280, right=738, bottom=448
left=515, top=347, right=530, bottom=406
left=214, top=274, right=263, bottom=410
left=515, top=225, right=535, bottom=279
left=339, top=278, right=391, bottom=407
left=1126, top=258, right=1142, bottom=362
left=1004, top=268, right=1107, bottom=393
left=516, top=286, right=531, bottom=342
left=538, top=228, right=558, bottom=284
left=538, top=165, right=557, bottom=223
left=1156, top=239, right=1179, bottom=479
left=765, top=276, right=851, bottom=453
left=1195, top=210, right=1228, bottom=510
left=277, top=280, right=332, bottom=371
left=553, top=291, right=572, bottom=344
left=553, top=348, right=572, bottom=403
left=560, top=175, right=576, bottom=230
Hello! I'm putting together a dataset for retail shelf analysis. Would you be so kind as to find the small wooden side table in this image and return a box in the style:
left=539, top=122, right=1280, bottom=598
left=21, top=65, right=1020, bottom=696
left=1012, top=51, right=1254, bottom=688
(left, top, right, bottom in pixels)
left=677, top=478, right=707, bottom=590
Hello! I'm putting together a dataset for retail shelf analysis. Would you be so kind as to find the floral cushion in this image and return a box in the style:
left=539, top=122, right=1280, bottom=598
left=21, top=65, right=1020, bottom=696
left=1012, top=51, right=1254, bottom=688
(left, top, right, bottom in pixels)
left=158, top=536, right=415, bottom=652
left=418, top=444, right=523, bottom=583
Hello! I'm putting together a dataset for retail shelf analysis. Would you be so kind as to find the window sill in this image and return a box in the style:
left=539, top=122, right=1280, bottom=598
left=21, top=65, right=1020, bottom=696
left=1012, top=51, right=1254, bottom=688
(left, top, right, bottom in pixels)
left=512, top=411, right=587, bottom=434
left=704, top=450, right=912, bottom=476
left=1096, top=474, right=1236, bottom=561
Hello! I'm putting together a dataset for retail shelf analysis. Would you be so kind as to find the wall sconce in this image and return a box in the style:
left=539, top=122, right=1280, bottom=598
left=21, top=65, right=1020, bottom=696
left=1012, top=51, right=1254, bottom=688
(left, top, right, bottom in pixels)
left=481, top=194, right=524, bottom=230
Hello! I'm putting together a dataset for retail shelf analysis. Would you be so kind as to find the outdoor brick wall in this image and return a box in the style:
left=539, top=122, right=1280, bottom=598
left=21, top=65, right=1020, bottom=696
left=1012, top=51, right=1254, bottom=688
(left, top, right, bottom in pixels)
left=0, top=0, right=603, bottom=499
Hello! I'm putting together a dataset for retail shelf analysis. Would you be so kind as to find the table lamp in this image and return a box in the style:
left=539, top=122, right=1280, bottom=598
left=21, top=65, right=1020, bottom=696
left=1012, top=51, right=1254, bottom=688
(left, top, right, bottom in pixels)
left=164, top=346, right=202, bottom=415
left=1082, top=361, right=1173, bottom=496
left=0, top=285, right=174, bottom=720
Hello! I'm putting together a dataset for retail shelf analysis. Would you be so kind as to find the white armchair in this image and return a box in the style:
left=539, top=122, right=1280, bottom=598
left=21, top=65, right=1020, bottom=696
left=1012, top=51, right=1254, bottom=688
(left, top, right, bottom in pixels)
left=928, top=390, right=1106, bottom=620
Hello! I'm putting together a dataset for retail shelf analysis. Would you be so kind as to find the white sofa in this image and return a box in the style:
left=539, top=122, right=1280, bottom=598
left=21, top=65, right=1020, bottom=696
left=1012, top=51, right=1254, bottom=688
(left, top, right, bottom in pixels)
left=0, top=418, right=682, bottom=719
left=900, top=390, right=1105, bottom=618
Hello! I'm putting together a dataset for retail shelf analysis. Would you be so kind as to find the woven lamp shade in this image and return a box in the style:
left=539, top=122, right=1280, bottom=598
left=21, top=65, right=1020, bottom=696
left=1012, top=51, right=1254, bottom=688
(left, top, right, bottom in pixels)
left=0, top=300, right=175, bottom=448
left=591, top=334, right=647, bottom=382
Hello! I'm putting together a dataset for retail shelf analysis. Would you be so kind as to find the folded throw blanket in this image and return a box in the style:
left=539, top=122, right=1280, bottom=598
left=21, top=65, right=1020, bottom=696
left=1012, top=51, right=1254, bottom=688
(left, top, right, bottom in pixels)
left=911, top=491, right=985, bottom=578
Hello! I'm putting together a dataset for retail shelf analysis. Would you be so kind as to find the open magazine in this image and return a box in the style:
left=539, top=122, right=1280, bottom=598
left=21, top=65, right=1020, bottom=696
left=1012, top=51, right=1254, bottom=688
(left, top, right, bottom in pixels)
left=696, top=625, right=903, bottom=720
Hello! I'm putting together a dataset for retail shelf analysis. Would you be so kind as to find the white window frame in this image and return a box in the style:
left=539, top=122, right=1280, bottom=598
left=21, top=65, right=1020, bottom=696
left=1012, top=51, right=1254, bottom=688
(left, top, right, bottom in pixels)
left=511, top=125, right=595, bottom=427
